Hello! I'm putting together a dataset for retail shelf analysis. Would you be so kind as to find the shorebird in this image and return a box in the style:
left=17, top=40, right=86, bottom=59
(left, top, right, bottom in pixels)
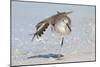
left=32, top=11, right=72, bottom=59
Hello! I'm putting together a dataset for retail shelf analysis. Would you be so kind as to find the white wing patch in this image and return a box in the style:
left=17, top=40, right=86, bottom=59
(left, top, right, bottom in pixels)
left=37, top=23, right=45, bottom=31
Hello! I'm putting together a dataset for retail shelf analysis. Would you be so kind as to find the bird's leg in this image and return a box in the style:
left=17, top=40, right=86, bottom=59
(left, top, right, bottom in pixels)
left=57, top=37, right=64, bottom=60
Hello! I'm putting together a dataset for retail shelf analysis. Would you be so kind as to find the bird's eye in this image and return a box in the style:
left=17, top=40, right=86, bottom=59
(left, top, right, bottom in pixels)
left=63, top=19, right=68, bottom=24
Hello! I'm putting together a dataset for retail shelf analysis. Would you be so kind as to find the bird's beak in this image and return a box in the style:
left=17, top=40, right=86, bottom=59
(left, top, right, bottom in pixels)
left=66, top=24, right=71, bottom=31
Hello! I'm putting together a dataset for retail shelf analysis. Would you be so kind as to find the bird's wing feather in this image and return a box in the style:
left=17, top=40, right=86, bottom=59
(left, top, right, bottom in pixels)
left=36, top=21, right=49, bottom=36
left=32, top=20, right=49, bottom=40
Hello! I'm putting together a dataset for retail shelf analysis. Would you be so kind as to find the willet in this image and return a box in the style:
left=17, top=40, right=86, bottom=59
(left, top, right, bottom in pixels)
left=32, top=11, right=72, bottom=60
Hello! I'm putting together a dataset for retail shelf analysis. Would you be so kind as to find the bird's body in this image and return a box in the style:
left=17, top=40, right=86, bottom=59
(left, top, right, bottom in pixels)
left=54, top=19, right=70, bottom=36
left=32, top=11, right=72, bottom=59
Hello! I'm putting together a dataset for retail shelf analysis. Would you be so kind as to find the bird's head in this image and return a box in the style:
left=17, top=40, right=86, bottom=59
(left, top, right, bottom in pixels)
left=58, top=11, right=72, bottom=25
left=57, top=11, right=72, bottom=25
left=58, top=11, right=72, bottom=31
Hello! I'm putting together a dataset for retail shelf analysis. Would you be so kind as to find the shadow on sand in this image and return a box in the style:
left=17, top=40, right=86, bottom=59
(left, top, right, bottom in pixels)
left=27, top=53, right=64, bottom=59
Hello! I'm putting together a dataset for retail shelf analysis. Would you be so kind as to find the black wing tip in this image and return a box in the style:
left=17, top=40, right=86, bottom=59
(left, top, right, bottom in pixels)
left=31, top=33, right=42, bottom=41
left=31, top=33, right=37, bottom=41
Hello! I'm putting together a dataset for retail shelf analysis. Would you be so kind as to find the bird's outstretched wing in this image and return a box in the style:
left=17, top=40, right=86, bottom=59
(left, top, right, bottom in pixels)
left=32, top=20, right=49, bottom=41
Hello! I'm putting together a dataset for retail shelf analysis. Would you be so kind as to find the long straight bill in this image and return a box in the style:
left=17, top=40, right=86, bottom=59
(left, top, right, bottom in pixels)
left=66, top=24, right=71, bottom=31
